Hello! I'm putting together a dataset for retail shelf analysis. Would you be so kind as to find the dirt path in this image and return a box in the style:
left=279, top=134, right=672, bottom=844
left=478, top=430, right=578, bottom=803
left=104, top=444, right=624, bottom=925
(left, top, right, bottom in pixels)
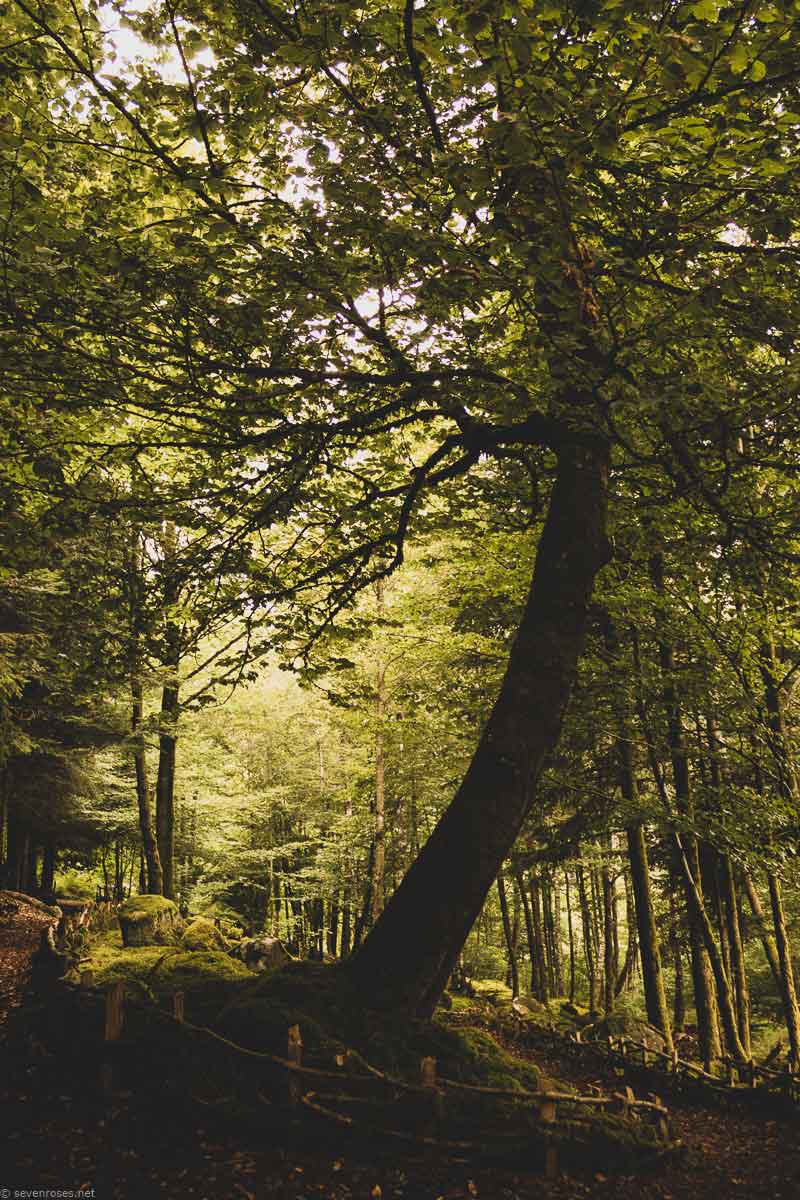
left=0, top=895, right=55, bottom=1036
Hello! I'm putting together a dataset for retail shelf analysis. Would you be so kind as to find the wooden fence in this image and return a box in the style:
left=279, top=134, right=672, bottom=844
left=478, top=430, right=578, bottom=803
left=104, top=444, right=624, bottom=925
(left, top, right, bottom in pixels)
left=569, top=1027, right=800, bottom=1106
left=81, top=976, right=675, bottom=1178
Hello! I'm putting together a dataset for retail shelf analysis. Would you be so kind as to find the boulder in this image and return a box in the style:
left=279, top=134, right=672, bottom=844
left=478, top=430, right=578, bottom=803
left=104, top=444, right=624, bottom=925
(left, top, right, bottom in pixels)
left=235, top=936, right=292, bottom=973
left=182, top=917, right=229, bottom=952
left=585, top=1013, right=667, bottom=1052
left=118, top=895, right=179, bottom=947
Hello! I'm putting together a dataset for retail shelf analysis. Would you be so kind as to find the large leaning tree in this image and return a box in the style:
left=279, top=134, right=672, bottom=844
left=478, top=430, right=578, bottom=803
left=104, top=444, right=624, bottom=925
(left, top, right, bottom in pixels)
left=2, top=0, right=800, bottom=1014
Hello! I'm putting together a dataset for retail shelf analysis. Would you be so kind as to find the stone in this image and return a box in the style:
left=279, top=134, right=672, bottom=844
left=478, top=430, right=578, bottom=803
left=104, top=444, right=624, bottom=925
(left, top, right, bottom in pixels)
left=118, top=895, right=179, bottom=947
left=585, top=1013, right=667, bottom=1053
left=235, top=936, right=292, bottom=972
left=182, top=917, right=229, bottom=952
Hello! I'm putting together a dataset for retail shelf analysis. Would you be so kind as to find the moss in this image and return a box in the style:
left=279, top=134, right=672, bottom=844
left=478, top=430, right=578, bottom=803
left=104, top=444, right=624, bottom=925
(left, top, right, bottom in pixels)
left=119, top=895, right=177, bottom=918
left=182, top=917, right=229, bottom=952
left=85, top=928, right=251, bottom=1021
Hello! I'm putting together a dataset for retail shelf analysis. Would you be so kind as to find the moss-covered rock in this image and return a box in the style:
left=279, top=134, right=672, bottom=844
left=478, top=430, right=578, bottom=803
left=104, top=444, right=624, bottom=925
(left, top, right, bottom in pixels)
left=86, top=928, right=252, bottom=1022
left=118, top=895, right=180, bottom=947
left=182, top=917, right=229, bottom=952
left=586, top=1013, right=666, bottom=1051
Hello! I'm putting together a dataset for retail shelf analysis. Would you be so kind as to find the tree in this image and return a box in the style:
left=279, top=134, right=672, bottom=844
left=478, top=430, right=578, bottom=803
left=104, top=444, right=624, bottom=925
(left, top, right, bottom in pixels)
left=4, top=0, right=800, bottom=1015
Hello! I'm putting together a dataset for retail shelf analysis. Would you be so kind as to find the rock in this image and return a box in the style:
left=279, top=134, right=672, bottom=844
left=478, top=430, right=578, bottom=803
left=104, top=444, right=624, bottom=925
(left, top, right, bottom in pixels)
left=182, top=917, right=229, bottom=952
left=118, top=895, right=180, bottom=947
left=586, top=1013, right=667, bottom=1052
left=236, top=936, right=292, bottom=972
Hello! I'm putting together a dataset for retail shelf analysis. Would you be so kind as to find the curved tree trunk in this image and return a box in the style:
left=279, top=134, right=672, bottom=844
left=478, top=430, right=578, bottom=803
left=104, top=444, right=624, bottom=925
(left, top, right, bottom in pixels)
left=349, top=439, right=610, bottom=1016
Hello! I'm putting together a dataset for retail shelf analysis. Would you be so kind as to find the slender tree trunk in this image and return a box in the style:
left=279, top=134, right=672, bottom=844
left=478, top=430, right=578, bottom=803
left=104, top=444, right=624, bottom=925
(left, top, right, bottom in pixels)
left=650, top=554, right=720, bottom=1065
left=627, top=822, right=673, bottom=1049
left=530, top=874, right=550, bottom=1002
left=133, top=668, right=163, bottom=892
left=156, top=520, right=180, bottom=900
left=674, top=834, right=746, bottom=1062
left=371, top=580, right=387, bottom=922
left=602, top=849, right=615, bottom=1015
left=768, top=872, right=800, bottom=1068
left=720, top=856, right=750, bottom=1056
left=757, top=639, right=800, bottom=1067
left=40, top=842, right=55, bottom=895
left=670, top=892, right=686, bottom=1031
left=497, top=870, right=519, bottom=997
left=565, top=869, right=576, bottom=1003
left=577, top=862, right=597, bottom=1012
left=743, top=871, right=782, bottom=988
left=516, top=869, right=537, bottom=995
left=349, top=440, right=610, bottom=1015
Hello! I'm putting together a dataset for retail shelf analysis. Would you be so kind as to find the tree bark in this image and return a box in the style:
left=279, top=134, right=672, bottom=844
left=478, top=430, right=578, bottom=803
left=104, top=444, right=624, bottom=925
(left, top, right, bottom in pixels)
left=348, top=439, right=610, bottom=1016
left=720, top=855, right=750, bottom=1057
left=577, top=861, right=598, bottom=1013
left=132, top=675, right=163, bottom=895
left=650, top=554, right=721, bottom=1066
left=565, top=868, right=576, bottom=1003
left=674, top=834, right=746, bottom=1062
left=743, top=871, right=781, bottom=989
left=497, top=870, right=519, bottom=997
left=155, top=521, right=180, bottom=901
left=627, top=822, right=673, bottom=1051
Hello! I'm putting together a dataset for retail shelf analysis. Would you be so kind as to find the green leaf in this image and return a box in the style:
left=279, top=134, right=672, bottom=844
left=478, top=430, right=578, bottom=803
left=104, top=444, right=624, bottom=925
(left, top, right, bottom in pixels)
left=750, top=59, right=767, bottom=81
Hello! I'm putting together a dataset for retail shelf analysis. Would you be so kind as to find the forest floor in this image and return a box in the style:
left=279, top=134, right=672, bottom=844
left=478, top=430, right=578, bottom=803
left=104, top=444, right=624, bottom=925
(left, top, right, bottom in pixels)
left=2, top=911, right=800, bottom=1200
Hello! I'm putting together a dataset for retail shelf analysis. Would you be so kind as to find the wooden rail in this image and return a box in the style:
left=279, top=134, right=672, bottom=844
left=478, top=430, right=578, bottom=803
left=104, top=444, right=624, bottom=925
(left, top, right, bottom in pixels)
left=569, top=1028, right=800, bottom=1105
left=86, top=982, right=675, bottom=1176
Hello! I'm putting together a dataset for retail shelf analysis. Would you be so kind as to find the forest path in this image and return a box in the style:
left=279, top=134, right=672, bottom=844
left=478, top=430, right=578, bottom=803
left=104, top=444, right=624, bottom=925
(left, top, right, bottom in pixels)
left=0, top=895, right=55, bottom=1037
left=500, top=1021, right=800, bottom=1200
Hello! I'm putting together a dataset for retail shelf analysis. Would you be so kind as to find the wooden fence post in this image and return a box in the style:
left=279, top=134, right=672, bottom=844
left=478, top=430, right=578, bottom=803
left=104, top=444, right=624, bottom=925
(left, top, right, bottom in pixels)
left=539, top=1097, right=558, bottom=1179
left=80, top=969, right=94, bottom=989
left=652, top=1094, right=668, bottom=1140
left=287, top=1024, right=303, bottom=1108
left=105, top=981, right=124, bottom=1042
left=102, top=981, right=124, bottom=1094
left=173, top=991, right=185, bottom=1023
left=420, top=1055, right=443, bottom=1121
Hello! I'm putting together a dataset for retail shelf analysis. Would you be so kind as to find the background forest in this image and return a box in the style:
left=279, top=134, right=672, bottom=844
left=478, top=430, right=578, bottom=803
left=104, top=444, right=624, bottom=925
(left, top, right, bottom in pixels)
left=2, top=0, right=800, bottom=1079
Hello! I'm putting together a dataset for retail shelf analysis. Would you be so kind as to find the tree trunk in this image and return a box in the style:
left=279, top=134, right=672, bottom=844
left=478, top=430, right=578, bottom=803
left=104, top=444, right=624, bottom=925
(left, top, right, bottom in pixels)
left=348, top=439, right=610, bottom=1016
left=768, top=871, right=800, bottom=1068
left=602, top=849, right=615, bottom=1016
left=371, top=580, right=387, bottom=922
left=576, top=862, right=597, bottom=1013
left=757, top=639, right=800, bottom=1067
left=530, top=874, right=550, bottom=1003
left=516, top=868, right=537, bottom=995
left=497, top=870, right=519, bottom=997
left=565, top=869, right=576, bottom=1003
left=650, top=554, right=720, bottom=1066
left=720, top=855, right=750, bottom=1057
left=627, top=822, right=672, bottom=1049
left=133, top=671, right=163, bottom=893
left=40, top=842, right=55, bottom=896
left=674, top=834, right=746, bottom=1062
left=670, top=892, right=686, bottom=1031
left=743, top=871, right=782, bottom=989
left=155, top=520, right=180, bottom=900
